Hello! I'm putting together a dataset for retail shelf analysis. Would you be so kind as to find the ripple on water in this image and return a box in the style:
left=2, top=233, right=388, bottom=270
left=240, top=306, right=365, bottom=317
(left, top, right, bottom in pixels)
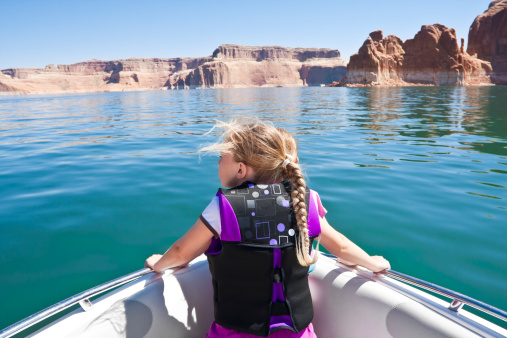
left=0, top=87, right=507, bottom=328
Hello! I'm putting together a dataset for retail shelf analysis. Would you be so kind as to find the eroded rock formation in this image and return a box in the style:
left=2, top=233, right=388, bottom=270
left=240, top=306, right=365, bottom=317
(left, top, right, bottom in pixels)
left=211, top=44, right=341, bottom=61
left=0, top=45, right=347, bottom=94
left=168, top=45, right=346, bottom=89
left=468, top=0, right=507, bottom=84
left=341, top=31, right=405, bottom=86
left=336, top=25, right=492, bottom=87
left=403, top=24, right=491, bottom=85
left=0, top=58, right=211, bottom=94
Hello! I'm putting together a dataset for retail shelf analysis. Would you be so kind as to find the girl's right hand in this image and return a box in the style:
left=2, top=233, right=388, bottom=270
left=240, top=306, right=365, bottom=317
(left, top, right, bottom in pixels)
left=370, top=255, right=390, bottom=275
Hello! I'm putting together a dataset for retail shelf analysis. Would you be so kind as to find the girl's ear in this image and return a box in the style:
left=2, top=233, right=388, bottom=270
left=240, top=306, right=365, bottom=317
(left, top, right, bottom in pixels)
left=237, top=162, right=247, bottom=179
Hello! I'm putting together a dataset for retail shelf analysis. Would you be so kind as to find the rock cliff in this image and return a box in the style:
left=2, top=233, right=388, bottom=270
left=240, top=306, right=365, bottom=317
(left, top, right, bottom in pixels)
left=0, top=57, right=211, bottom=94
left=336, top=25, right=492, bottom=87
left=341, top=31, right=405, bottom=86
left=0, top=45, right=347, bottom=94
left=467, top=0, right=507, bottom=84
left=168, top=45, right=346, bottom=89
left=211, top=44, right=341, bottom=61
left=403, top=24, right=491, bottom=85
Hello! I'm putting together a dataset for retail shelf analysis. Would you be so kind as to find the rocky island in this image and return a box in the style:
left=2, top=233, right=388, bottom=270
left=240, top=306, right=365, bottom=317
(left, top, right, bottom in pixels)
left=0, top=45, right=347, bottom=95
left=334, top=25, right=492, bottom=87
left=332, top=0, right=506, bottom=87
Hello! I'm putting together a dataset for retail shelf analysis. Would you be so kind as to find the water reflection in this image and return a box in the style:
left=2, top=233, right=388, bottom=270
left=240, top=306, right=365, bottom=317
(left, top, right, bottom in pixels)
left=0, top=87, right=506, bottom=328
left=1, top=88, right=506, bottom=187
left=339, top=87, right=507, bottom=159
left=1, top=88, right=505, bottom=148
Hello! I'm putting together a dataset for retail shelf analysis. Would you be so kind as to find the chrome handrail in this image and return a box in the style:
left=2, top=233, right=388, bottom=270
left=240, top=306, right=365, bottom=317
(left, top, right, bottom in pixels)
left=321, top=252, right=507, bottom=323
left=385, top=269, right=507, bottom=322
left=0, top=268, right=153, bottom=338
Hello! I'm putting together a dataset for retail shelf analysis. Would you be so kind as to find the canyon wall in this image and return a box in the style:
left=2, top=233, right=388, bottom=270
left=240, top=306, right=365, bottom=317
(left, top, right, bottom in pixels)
left=0, top=57, right=211, bottom=94
left=211, top=44, right=341, bottom=61
left=336, top=25, right=492, bottom=87
left=0, top=45, right=347, bottom=94
left=169, top=45, right=346, bottom=89
left=467, top=0, right=507, bottom=84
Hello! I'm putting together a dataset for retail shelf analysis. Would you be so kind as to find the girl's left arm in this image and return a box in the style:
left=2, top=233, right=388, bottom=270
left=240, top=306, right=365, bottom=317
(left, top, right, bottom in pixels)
left=319, top=216, right=390, bottom=274
left=145, top=218, right=213, bottom=273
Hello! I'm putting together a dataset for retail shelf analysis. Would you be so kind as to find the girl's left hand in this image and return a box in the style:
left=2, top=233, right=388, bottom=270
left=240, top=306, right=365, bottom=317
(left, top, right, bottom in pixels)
left=145, top=254, right=163, bottom=271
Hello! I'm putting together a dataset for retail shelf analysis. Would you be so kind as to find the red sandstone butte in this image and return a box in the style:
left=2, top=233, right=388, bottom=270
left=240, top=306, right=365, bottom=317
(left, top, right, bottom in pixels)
left=335, top=25, right=492, bottom=87
left=0, top=45, right=347, bottom=95
left=337, top=30, right=405, bottom=86
left=468, top=0, right=507, bottom=84
left=403, top=24, right=491, bottom=85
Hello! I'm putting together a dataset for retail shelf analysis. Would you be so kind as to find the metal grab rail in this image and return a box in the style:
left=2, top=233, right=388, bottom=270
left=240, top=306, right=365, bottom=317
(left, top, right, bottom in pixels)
left=0, top=268, right=153, bottom=338
left=321, top=252, right=507, bottom=323
left=385, top=269, right=507, bottom=322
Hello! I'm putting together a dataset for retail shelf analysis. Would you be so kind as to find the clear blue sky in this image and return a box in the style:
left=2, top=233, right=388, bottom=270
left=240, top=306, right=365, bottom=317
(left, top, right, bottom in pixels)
left=0, top=0, right=492, bottom=69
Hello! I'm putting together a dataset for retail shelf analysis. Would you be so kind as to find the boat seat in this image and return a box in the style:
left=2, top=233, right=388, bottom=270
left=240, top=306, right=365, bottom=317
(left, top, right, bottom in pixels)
left=83, top=259, right=480, bottom=338
left=310, top=258, right=480, bottom=338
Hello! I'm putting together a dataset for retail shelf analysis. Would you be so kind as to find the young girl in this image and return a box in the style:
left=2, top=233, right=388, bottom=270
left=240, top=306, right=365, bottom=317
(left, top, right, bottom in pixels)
left=145, top=119, right=390, bottom=338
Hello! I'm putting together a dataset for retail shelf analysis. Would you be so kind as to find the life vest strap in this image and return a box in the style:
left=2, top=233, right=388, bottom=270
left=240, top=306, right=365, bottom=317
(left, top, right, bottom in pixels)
left=271, top=302, right=290, bottom=316
left=273, top=268, right=282, bottom=283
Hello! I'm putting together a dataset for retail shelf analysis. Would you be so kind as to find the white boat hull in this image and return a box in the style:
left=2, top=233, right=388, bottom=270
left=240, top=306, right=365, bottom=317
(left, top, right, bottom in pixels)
left=28, top=254, right=507, bottom=338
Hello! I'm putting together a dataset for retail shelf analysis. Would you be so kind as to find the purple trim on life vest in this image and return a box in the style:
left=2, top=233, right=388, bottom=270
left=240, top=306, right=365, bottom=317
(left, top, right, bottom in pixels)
left=272, top=248, right=285, bottom=302
left=273, top=283, right=284, bottom=302
left=271, top=248, right=293, bottom=330
left=274, top=248, right=281, bottom=268
left=269, top=316, right=293, bottom=329
left=217, top=191, right=241, bottom=242
left=205, top=237, right=222, bottom=255
left=307, top=190, right=322, bottom=237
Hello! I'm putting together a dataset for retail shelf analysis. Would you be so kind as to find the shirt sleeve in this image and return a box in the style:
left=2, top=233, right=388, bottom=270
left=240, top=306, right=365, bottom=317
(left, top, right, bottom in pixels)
left=200, top=196, right=221, bottom=238
left=314, top=190, right=327, bottom=218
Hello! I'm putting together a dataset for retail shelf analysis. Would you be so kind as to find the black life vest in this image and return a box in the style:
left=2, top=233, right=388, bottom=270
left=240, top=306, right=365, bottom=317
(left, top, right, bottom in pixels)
left=205, top=181, right=320, bottom=337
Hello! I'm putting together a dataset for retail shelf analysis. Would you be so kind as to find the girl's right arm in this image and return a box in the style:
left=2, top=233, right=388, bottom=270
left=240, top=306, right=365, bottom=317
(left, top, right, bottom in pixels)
left=319, top=216, right=390, bottom=274
left=145, top=218, right=214, bottom=273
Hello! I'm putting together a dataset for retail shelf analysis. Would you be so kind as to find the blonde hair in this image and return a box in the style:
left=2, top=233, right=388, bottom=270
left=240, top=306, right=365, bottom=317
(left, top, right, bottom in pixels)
left=201, top=119, right=318, bottom=266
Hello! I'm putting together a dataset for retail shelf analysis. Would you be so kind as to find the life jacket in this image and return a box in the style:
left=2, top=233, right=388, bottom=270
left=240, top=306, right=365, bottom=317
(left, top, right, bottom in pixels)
left=205, top=181, right=322, bottom=337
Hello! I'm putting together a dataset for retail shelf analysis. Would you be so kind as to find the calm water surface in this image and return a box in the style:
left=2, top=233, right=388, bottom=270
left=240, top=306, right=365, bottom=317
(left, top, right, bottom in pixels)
left=1, top=87, right=506, bottom=330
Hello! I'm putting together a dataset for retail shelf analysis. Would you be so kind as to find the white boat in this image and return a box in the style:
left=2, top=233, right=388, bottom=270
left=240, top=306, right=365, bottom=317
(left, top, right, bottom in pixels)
left=1, top=253, right=506, bottom=338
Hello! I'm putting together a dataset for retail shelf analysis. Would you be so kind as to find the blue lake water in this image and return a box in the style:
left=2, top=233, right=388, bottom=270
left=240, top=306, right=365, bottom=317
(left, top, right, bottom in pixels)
left=0, top=86, right=506, bottom=330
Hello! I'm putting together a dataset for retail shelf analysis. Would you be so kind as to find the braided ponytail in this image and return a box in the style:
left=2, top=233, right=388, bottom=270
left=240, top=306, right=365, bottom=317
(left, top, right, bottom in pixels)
left=284, top=160, right=318, bottom=266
